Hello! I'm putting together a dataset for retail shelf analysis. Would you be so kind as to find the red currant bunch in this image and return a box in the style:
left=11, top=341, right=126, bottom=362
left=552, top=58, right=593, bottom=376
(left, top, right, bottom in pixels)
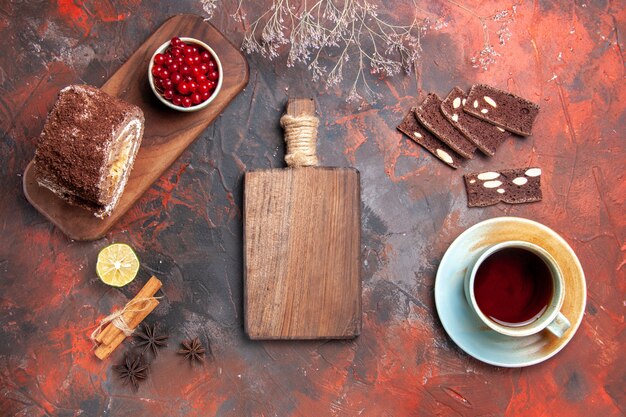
left=151, top=37, right=220, bottom=108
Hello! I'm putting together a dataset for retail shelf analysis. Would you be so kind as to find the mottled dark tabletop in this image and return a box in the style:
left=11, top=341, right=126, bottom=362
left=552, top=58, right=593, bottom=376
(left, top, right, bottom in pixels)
left=1, top=1, right=624, bottom=416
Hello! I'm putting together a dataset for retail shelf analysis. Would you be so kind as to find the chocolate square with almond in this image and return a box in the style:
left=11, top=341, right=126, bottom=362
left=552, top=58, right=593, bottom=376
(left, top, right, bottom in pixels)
left=415, top=93, right=476, bottom=159
left=441, top=87, right=510, bottom=156
left=463, top=84, right=540, bottom=136
left=464, top=167, right=542, bottom=207
left=397, top=108, right=463, bottom=169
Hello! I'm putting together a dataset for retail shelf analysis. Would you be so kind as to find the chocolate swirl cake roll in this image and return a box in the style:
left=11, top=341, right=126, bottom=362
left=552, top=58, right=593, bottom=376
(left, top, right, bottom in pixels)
left=34, top=85, right=144, bottom=218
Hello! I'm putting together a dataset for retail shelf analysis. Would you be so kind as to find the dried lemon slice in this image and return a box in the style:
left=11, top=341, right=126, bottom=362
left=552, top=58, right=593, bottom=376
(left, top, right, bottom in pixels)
left=96, top=243, right=140, bottom=287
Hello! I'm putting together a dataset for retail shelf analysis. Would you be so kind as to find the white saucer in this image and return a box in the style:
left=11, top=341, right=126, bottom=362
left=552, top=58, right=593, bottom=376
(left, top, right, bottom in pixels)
left=434, top=217, right=586, bottom=367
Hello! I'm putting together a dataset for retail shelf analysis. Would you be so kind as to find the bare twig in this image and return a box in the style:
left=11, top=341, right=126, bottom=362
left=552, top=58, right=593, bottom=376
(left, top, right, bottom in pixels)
left=202, top=0, right=518, bottom=102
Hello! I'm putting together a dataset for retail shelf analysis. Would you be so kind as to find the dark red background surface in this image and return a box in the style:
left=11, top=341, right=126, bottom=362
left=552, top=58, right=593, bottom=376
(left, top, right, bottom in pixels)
left=1, top=1, right=624, bottom=416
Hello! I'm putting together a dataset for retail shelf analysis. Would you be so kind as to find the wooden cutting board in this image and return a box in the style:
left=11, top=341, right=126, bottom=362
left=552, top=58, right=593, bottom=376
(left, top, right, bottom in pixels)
left=23, top=14, right=248, bottom=240
left=244, top=99, right=361, bottom=340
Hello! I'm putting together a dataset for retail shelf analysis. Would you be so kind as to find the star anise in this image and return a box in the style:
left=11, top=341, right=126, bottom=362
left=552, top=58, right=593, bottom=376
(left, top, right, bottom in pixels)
left=135, top=323, right=168, bottom=357
left=178, top=337, right=206, bottom=364
left=113, top=353, right=149, bottom=392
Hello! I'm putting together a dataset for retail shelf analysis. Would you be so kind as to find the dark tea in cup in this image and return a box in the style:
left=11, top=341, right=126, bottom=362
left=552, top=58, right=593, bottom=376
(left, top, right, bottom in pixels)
left=465, top=241, right=570, bottom=338
left=474, top=247, right=553, bottom=327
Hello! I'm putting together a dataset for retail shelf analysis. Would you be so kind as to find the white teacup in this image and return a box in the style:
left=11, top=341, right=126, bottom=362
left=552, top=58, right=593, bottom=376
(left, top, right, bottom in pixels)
left=464, top=241, right=571, bottom=338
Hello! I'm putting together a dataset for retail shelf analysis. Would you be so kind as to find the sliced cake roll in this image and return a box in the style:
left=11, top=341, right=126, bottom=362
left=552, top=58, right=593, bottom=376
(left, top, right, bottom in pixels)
left=34, top=85, right=144, bottom=218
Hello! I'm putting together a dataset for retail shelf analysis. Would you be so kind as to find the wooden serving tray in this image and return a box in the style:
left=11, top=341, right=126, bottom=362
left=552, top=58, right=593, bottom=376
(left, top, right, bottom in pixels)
left=23, top=14, right=248, bottom=240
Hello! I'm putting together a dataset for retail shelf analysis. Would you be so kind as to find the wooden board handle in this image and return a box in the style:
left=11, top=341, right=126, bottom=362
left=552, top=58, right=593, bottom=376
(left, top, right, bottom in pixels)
left=280, top=98, right=319, bottom=167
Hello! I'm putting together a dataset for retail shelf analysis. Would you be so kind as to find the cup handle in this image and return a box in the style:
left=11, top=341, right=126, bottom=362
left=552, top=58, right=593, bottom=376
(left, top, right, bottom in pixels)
left=546, top=312, right=571, bottom=338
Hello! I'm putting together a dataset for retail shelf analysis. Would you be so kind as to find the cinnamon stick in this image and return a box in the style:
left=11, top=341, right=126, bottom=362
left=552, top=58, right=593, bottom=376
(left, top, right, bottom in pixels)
left=95, top=276, right=162, bottom=344
left=94, top=276, right=162, bottom=360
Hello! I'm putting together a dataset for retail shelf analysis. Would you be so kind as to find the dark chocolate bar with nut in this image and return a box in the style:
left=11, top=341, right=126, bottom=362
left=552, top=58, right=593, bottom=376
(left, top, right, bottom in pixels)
left=464, top=167, right=542, bottom=207
left=441, top=87, right=510, bottom=156
left=463, top=84, right=540, bottom=136
left=415, top=93, right=477, bottom=159
left=397, top=108, right=463, bottom=169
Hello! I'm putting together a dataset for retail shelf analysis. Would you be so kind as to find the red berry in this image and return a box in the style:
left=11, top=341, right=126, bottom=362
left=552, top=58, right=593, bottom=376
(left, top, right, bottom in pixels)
left=171, top=46, right=183, bottom=57
left=198, top=83, right=210, bottom=94
left=168, top=62, right=179, bottom=73
left=180, top=65, right=191, bottom=75
left=188, top=81, right=198, bottom=93
left=185, top=55, right=195, bottom=66
left=201, top=91, right=211, bottom=101
left=191, top=92, right=202, bottom=105
left=172, top=95, right=183, bottom=106
left=171, top=37, right=183, bottom=48
left=192, top=55, right=201, bottom=65
left=159, top=68, right=170, bottom=79
left=176, top=55, right=184, bottom=65
left=165, top=55, right=174, bottom=66
left=185, top=75, right=193, bottom=82
left=154, top=53, right=166, bottom=65
left=163, top=89, right=174, bottom=100
left=200, top=51, right=211, bottom=62
left=177, top=82, right=190, bottom=95
left=161, top=78, right=173, bottom=90
left=206, top=80, right=216, bottom=89
left=192, top=66, right=202, bottom=76
left=207, top=60, right=216, bottom=70
left=170, top=73, right=182, bottom=85
left=183, top=45, right=195, bottom=56
left=208, top=70, right=219, bottom=81
left=153, top=78, right=163, bottom=91
left=199, top=63, right=209, bottom=74
left=151, top=65, right=163, bottom=78
left=196, top=74, right=207, bottom=83
left=182, top=97, right=192, bottom=107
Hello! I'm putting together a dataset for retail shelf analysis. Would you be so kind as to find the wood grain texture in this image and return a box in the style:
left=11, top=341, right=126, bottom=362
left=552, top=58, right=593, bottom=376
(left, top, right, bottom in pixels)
left=286, top=98, right=315, bottom=118
left=244, top=167, right=361, bottom=339
left=22, top=14, right=248, bottom=240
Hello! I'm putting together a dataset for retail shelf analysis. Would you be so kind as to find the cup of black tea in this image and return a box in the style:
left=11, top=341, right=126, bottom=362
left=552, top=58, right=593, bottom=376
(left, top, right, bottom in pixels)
left=464, top=241, right=571, bottom=337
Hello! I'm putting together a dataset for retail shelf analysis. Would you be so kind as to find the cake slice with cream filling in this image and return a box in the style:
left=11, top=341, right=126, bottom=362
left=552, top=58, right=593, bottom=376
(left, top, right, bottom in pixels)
left=34, top=85, right=144, bottom=218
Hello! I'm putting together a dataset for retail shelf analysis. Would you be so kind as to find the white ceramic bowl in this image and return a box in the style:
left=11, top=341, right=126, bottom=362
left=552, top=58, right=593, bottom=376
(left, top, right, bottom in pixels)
left=148, top=37, right=223, bottom=112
